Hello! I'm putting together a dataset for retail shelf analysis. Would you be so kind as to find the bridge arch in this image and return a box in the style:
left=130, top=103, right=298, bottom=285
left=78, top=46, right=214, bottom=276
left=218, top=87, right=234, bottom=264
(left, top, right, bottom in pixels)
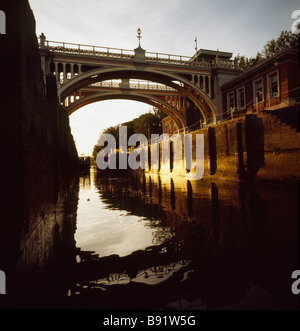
left=60, top=67, right=217, bottom=124
left=68, top=92, right=186, bottom=130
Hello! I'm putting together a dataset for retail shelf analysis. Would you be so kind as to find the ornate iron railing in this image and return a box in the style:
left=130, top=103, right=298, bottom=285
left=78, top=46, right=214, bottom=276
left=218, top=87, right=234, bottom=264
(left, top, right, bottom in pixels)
left=38, top=38, right=235, bottom=69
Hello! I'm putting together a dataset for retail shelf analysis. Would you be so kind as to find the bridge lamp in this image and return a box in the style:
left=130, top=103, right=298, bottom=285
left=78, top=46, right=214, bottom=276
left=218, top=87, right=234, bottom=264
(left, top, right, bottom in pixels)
left=137, top=27, right=142, bottom=47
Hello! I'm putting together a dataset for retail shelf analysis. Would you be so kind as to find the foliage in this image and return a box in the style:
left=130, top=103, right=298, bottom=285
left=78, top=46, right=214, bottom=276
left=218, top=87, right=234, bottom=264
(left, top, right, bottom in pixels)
left=262, top=30, right=299, bottom=58
left=133, top=112, right=164, bottom=138
left=235, top=52, right=263, bottom=72
left=92, top=107, right=167, bottom=160
left=236, top=30, right=299, bottom=72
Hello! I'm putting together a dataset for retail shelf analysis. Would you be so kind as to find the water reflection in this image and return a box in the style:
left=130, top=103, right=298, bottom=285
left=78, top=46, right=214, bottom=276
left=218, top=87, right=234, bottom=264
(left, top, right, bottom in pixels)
left=75, top=172, right=162, bottom=257
left=70, top=169, right=299, bottom=310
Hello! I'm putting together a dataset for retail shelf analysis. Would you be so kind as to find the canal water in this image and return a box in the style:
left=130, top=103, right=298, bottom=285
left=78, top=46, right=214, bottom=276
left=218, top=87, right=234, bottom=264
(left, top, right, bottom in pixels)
left=67, top=168, right=299, bottom=310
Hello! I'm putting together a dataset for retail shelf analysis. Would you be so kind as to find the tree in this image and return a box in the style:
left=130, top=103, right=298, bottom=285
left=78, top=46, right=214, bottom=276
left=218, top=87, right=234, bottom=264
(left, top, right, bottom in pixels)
left=236, top=30, right=299, bottom=72
left=262, top=30, right=298, bottom=58
left=92, top=144, right=101, bottom=162
left=152, top=107, right=167, bottom=121
left=92, top=125, right=119, bottom=162
left=133, top=111, right=164, bottom=139
left=92, top=107, right=167, bottom=160
left=235, top=52, right=263, bottom=72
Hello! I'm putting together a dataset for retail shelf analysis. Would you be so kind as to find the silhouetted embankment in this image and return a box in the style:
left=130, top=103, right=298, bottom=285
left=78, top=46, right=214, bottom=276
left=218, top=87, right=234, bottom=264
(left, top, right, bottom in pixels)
left=0, top=0, right=79, bottom=301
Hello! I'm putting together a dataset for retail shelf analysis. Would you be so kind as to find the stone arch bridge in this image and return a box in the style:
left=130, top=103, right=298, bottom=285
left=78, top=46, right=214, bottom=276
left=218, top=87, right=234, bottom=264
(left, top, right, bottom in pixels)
left=39, top=33, right=240, bottom=131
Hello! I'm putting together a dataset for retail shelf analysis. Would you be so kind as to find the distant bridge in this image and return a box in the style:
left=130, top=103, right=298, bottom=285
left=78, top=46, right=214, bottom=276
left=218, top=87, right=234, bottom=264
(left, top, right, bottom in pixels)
left=39, top=33, right=240, bottom=130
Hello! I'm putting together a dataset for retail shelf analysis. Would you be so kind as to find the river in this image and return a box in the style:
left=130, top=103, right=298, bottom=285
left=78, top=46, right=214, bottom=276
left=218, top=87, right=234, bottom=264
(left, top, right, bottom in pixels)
left=65, top=168, right=299, bottom=310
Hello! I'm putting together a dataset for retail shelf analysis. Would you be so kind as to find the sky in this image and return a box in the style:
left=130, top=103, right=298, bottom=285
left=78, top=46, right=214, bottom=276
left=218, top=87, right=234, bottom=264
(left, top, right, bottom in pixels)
left=28, top=0, right=299, bottom=155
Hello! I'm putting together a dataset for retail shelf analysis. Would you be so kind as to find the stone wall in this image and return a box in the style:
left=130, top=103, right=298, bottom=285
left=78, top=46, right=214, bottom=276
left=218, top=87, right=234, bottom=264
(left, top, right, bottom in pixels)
left=143, top=108, right=300, bottom=183
left=0, top=0, right=78, bottom=296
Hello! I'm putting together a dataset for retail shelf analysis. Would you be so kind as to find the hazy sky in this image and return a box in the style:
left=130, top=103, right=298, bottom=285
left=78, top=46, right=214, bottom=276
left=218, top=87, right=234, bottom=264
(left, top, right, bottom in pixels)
left=28, top=0, right=298, bottom=155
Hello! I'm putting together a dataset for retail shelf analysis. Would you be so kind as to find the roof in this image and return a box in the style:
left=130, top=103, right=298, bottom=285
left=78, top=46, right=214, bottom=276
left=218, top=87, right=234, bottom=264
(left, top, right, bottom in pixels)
left=220, top=47, right=298, bottom=90
left=190, top=48, right=233, bottom=62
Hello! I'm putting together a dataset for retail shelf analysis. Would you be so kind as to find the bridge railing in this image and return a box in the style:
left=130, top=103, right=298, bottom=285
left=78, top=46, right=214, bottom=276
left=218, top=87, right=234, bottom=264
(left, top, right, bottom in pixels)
left=40, top=39, right=135, bottom=60
left=39, top=38, right=235, bottom=69
left=90, top=80, right=177, bottom=91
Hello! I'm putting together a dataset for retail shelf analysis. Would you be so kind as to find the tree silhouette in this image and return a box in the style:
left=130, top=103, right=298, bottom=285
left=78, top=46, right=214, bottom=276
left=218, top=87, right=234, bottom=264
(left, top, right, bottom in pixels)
left=236, top=30, right=299, bottom=72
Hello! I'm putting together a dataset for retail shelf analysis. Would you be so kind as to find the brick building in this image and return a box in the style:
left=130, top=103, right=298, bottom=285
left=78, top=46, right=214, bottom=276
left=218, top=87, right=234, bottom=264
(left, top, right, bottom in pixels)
left=161, top=116, right=177, bottom=135
left=221, top=48, right=300, bottom=119
left=162, top=47, right=299, bottom=133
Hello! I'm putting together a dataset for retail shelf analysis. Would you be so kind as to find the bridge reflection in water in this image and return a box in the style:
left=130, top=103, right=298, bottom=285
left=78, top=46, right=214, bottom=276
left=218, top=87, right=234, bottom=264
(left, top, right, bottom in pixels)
left=69, top=169, right=298, bottom=310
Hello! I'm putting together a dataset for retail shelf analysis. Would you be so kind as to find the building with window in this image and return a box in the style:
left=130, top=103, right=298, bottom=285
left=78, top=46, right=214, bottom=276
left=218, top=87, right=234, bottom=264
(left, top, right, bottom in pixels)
left=221, top=48, right=299, bottom=118
left=161, top=47, right=299, bottom=133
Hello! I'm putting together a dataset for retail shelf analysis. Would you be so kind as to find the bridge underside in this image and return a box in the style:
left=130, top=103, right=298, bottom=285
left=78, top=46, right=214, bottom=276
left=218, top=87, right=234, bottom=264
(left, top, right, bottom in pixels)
left=59, top=68, right=216, bottom=129
left=67, top=90, right=186, bottom=130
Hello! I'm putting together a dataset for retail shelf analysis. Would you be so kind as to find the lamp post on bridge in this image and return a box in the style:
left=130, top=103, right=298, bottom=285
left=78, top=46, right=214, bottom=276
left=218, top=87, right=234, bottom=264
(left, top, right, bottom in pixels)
left=137, top=27, right=142, bottom=47
left=134, top=27, right=146, bottom=68
left=145, top=123, right=150, bottom=141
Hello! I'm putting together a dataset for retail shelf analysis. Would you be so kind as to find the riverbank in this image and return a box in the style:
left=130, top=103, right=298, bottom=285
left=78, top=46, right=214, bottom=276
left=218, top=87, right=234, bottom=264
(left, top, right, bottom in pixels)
left=141, top=107, right=300, bottom=184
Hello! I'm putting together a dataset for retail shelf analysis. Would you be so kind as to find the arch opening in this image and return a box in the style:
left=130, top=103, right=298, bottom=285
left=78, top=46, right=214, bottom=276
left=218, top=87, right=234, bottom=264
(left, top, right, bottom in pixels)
left=68, top=92, right=185, bottom=130
left=69, top=99, right=168, bottom=156
left=60, top=68, right=217, bottom=124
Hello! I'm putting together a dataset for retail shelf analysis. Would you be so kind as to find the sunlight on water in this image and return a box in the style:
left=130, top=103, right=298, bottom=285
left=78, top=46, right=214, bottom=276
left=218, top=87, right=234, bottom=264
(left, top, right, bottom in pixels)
left=71, top=168, right=299, bottom=310
left=75, top=170, right=158, bottom=257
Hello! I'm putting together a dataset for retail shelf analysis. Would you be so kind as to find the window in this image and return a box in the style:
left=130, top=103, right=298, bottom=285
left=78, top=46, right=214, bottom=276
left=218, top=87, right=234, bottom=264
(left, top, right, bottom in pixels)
left=227, top=92, right=235, bottom=113
left=237, top=87, right=245, bottom=110
left=254, top=79, right=263, bottom=103
left=269, top=72, right=278, bottom=98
